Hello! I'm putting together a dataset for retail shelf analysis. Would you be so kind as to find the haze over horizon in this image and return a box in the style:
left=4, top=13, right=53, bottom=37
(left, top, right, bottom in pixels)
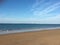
left=0, top=0, right=60, bottom=24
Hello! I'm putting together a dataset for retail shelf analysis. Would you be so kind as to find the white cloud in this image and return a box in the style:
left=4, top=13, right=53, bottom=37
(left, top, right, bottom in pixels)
left=31, top=0, right=45, bottom=11
left=38, top=14, right=60, bottom=24
left=0, top=14, right=60, bottom=24
left=33, top=2, right=60, bottom=16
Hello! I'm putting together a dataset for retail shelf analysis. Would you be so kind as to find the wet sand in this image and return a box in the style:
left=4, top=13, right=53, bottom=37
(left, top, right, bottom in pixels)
left=0, top=29, right=60, bottom=45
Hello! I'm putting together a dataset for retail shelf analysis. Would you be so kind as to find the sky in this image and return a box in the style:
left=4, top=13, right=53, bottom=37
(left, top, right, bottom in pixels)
left=0, top=0, right=60, bottom=24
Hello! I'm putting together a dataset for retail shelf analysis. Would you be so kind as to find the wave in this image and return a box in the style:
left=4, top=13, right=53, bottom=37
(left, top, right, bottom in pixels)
left=0, top=27, right=60, bottom=35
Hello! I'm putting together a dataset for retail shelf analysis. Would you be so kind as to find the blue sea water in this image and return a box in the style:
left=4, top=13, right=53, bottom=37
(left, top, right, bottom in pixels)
left=0, top=24, right=60, bottom=30
left=0, top=24, right=60, bottom=34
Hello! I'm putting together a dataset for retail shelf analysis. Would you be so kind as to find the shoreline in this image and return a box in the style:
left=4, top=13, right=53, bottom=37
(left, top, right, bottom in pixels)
left=0, top=27, right=60, bottom=35
left=0, top=29, right=60, bottom=45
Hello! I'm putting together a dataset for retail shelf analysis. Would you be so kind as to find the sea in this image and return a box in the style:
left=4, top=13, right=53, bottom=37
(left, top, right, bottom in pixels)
left=0, top=24, right=60, bottom=34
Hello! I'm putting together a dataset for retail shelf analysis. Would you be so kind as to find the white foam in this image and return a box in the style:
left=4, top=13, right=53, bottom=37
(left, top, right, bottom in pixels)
left=0, top=27, right=60, bottom=35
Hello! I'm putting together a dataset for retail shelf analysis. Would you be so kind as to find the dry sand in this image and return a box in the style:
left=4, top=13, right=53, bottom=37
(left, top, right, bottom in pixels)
left=0, top=29, right=60, bottom=45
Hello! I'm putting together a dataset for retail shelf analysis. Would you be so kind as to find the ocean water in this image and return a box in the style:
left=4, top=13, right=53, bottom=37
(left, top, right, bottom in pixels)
left=0, top=24, right=60, bottom=30
left=0, top=24, right=60, bottom=34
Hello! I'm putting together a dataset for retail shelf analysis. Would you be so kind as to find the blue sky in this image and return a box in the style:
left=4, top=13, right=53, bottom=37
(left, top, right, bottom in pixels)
left=0, top=0, right=60, bottom=24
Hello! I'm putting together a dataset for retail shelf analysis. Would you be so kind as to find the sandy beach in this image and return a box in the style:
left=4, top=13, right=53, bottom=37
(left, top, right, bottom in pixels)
left=0, top=29, right=60, bottom=45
